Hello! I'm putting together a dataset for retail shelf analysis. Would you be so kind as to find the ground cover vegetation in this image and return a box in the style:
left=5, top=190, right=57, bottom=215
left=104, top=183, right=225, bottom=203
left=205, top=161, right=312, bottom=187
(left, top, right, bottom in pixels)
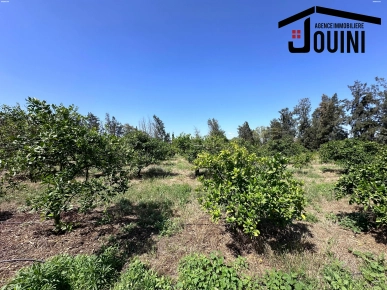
left=1, top=77, right=387, bottom=288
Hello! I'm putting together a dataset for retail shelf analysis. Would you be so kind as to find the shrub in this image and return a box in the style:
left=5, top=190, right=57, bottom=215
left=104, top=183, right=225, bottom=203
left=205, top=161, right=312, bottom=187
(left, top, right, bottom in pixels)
left=290, top=152, right=313, bottom=170
left=2, top=247, right=123, bottom=290
left=262, top=137, right=307, bottom=158
left=334, top=147, right=387, bottom=227
left=194, top=143, right=306, bottom=237
left=123, top=130, right=172, bottom=177
left=259, top=270, right=313, bottom=290
left=112, top=259, right=173, bottom=290
left=3, top=98, right=130, bottom=231
left=319, top=139, right=380, bottom=169
left=177, top=252, right=251, bottom=290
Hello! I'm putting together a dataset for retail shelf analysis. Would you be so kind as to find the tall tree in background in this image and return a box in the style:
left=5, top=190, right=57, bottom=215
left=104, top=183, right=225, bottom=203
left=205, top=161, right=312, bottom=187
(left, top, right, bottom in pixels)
left=293, top=98, right=313, bottom=148
left=122, top=123, right=136, bottom=136
left=268, top=108, right=296, bottom=141
left=376, top=78, right=387, bottom=143
left=309, top=94, right=347, bottom=148
left=104, top=113, right=124, bottom=137
left=86, top=112, right=100, bottom=132
left=237, top=121, right=254, bottom=142
left=279, top=108, right=297, bottom=138
left=346, top=80, right=379, bottom=141
left=152, top=115, right=167, bottom=141
left=207, top=118, right=226, bottom=139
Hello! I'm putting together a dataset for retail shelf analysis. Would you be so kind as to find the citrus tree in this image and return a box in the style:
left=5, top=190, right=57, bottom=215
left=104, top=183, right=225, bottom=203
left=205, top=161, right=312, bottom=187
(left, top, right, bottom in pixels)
left=335, top=147, right=387, bottom=226
left=194, top=143, right=306, bottom=237
left=123, top=130, right=172, bottom=177
left=5, top=98, right=131, bottom=231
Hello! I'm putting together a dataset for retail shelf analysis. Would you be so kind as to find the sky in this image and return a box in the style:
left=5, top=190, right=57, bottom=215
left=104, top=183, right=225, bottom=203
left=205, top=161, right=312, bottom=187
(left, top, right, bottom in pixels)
left=0, top=0, right=386, bottom=139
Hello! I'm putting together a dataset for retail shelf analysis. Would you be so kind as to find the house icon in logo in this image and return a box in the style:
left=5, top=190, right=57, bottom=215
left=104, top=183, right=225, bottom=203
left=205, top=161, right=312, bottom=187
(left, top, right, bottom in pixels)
left=278, top=6, right=382, bottom=53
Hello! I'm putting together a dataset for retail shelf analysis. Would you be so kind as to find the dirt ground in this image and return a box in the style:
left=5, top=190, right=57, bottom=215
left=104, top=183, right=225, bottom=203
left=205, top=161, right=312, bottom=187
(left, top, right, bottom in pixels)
left=1, top=159, right=386, bottom=287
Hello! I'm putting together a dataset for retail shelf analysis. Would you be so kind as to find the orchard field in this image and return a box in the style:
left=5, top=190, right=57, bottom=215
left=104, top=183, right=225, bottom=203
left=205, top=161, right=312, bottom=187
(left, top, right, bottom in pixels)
left=1, top=77, right=387, bottom=289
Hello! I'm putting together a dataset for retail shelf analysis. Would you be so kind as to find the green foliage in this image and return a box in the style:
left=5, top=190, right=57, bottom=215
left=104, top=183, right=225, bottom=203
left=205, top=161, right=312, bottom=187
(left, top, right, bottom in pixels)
left=195, top=143, right=306, bottom=237
left=263, top=137, right=307, bottom=158
left=351, top=250, right=387, bottom=288
left=177, top=252, right=251, bottom=290
left=237, top=121, right=254, bottom=143
left=323, top=250, right=387, bottom=290
left=290, top=152, right=313, bottom=170
left=123, top=130, right=172, bottom=176
left=2, top=247, right=123, bottom=290
left=172, top=133, right=203, bottom=164
left=319, top=139, right=380, bottom=169
left=323, top=260, right=363, bottom=290
left=1, top=98, right=130, bottom=231
left=258, top=270, right=313, bottom=290
left=325, top=212, right=371, bottom=234
left=157, top=217, right=184, bottom=237
left=207, top=118, right=227, bottom=139
left=304, top=212, right=319, bottom=223
left=308, top=93, right=347, bottom=149
left=335, top=147, right=387, bottom=227
left=112, top=259, right=173, bottom=290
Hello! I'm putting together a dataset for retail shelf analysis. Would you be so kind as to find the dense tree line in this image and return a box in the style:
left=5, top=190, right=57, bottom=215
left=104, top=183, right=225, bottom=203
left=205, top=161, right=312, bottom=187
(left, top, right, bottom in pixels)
left=230, top=77, right=386, bottom=151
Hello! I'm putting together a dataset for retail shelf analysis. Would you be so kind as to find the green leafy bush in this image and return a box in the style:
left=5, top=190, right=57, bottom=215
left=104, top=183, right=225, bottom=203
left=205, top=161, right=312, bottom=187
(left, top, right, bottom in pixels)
left=351, top=250, right=387, bottom=288
left=2, top=247, right=123, bottom=290
left=290, top=152, right=313, bottom=170
left=112, top=259, right=173, bottom=290
left=177, top=252, right=251, bottom=290
left=123, top=130, right=172, bottom=177
left=319, top=139, right=380, bottom=169
left=323, top=260, right=363, bottom=290
left=335, top=147, right=387, bottom=226
left=2, top=98, right=130, bottom=231
left=258, top=270, right=313, bottom=290
left=194, top=143, right=306, bottom=237
left=262, top=137, right=307, bottom=158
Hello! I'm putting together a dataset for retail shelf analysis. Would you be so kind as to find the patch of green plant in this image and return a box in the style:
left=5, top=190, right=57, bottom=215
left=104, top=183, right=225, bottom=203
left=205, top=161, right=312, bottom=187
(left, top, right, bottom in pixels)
left=304, top=212, right=319, bottom=223
left=312, top=203, right=322, bottom=213
left=112, top=259, right=173, bottom=290
left=125, top=183, right=192, bottom=207
left=157, top=217, right=184, bottom=237
left=325, top=212, right=372, bottom=234
left=2, top=246, right=123, bottom=290
left=177, top=252, right=251, bottom=290
left=305, top=183, right=335, bottom=203
left=325, top=212, right=339, bottom=223
left=291, top=152, right=313, bottom=170
left=195, top=143, right=306, bottom=237
left=258, top=269, right=314, bottom=290
left=351, top=250, right=387, bottom=288
left=323, top=259, right=364, bottom=290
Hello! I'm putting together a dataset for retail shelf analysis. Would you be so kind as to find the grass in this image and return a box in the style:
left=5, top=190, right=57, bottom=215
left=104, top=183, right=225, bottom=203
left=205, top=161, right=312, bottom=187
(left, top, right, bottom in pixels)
left=1, top=156, right=387, bottom=289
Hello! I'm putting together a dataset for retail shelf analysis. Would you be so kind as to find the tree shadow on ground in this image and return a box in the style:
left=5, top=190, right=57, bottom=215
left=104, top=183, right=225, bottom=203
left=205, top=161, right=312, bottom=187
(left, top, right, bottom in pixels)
left=0, top=211, right=13, bottom=222
left=93, top=198, right=174, bottom=259
left=334, top=211, right=387, bottom=245
left=140, top=167, right=179, bottom=179
left=320, top=168, right=346, bottom=174
left=226, top=221, right=316, bottom=257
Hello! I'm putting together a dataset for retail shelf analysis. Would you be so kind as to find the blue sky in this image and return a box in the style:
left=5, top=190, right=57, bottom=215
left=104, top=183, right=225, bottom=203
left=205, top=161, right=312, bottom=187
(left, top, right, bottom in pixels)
left=0, top=0, right=386, bottom=138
